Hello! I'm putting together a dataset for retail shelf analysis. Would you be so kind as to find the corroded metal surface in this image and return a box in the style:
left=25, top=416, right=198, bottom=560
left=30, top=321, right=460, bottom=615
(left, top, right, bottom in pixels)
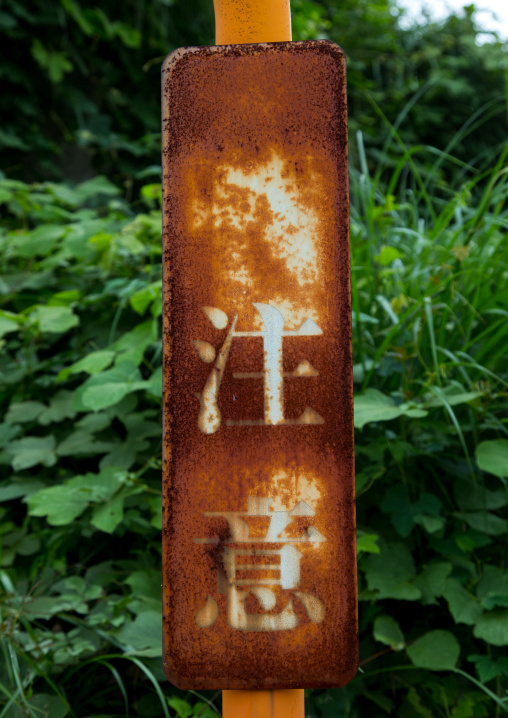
left=162, top=40, right=357, bottom=690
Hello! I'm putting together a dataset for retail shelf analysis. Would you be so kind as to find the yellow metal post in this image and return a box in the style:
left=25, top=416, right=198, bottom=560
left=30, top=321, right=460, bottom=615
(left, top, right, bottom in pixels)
left=213, top=0, right=291, bottom=45
left=215, top=7, right=302, bottom=716
left=223, top=688, right=305, bottom=718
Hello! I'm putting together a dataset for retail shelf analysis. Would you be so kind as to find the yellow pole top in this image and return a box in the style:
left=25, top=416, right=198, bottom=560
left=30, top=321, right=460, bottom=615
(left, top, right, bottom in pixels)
left=213, top=0, right=292, bottom=44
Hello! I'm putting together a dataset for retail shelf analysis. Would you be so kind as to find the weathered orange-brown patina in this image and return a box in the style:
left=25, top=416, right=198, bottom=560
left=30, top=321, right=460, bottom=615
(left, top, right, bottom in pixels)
left=162, top=40, right=357, bottom=690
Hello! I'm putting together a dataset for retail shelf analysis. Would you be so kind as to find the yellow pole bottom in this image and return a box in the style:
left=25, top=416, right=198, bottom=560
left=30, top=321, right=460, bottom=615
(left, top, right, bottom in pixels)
left=222, top=689, right=305, bottom=718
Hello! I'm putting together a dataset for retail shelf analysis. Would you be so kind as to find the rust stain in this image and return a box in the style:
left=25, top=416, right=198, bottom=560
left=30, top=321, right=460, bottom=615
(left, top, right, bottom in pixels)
left=162, top=41, right=357, bottom=690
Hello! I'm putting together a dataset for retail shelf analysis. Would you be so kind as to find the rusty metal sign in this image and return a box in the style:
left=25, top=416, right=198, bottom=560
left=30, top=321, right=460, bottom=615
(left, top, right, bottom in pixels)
left=162, top=40, right=357, bottom=690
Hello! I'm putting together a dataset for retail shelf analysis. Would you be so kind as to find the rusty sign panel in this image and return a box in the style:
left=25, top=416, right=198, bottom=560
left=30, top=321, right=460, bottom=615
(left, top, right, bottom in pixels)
left=162, top=40, right=357, bottom=690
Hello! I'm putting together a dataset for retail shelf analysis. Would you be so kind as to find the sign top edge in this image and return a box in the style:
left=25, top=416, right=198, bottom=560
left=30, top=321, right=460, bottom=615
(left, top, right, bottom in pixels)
left=161, top=39, right=345, bottom=77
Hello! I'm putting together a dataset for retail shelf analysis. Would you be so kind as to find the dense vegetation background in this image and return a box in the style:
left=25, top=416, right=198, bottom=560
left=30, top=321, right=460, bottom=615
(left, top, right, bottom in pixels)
left=1, top=0, right=507, bottom=716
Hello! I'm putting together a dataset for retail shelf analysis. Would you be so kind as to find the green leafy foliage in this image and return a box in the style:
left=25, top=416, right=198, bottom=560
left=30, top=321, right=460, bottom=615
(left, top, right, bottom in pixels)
left=476, top=439, right=508, bottom=478
left=407, top=630, right=460, bottom=671
left=373, top=615, right=405, bottom=651
left=0, top=175, right=168, bottom=715
left=0, top=0, right=506, bottom=186
left=1, top=1, right=508, bottom=717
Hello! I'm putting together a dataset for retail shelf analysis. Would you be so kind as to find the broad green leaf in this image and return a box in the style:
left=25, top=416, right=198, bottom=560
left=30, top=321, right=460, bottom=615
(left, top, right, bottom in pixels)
left=125, top=570, right=162, bottom=601
left=381, top=484, right=414, bottom=537
left=6, top=400, right=45, bottom=424
left=26, top=468, right=127, bottom=525
left=26, top=593, right=87, bottom=618
left=354, top=389, right=427, bottom=429
left=355, top=463, right=386, bottom=496
left=77, top=362, right=144, bottom=411
left=65, top=468, right=127, bottom=502
left=104, top=393, right=138, bottom=417
left=141, top=183, right=162, bottom=203
left=91, top=497, right=122, bottom=533
left=15, top=224, right=66, bottom=257
left=56, top=430, right=115, bottom=456
left=75, top=176, right=121, bottom=199
left=112, top=321, right=157, bottom=356
left=413, top=514, right=445, bottom=533
left=48, top=290, right=81, bottom=306
left=192, top=703, right=218, bottom=718
left=91, top=489, right=127, bottom=533
left=0, top=187, right=13, bottom=203
left=135, top=165, right=162, bottom=180
left=76, top=413, right=111, bottom=432
left=129, top=283, right=161, bottom=315
left=113, top=610, right=162, bottom=657
left=16, top=533, right=40, bottom=556
left=468, top=654, right=508, bottom=683
left=356, top=531, right=380, bottom=555
left=364, top=543, right=421, bottom=600
left=0, top=477, right=44, bottom=501
left=0, top=314, right=18, bottom=337
left=82, top=383, right=131, bottom=411
left=167, top=697, right=193, bottom=718
left=26, top=694, right=69, bottom=718
left=476, top=566, right=508, bottom=609
left=455, top=530, right=492, bottom=553
left=381, top=485, right=443, bottom=538
left=0, top=310, right=23, bottom=329
left=63, top=350, right=115, bottom=377
left=100, top=445, right=138, bottom=471
left=374, top=246, right=403, bottom=265
left=454, top=478, right=507, bottom=511
left=423, top=382, right=484, bottom=409
left=52, top=626, right=99, bottom=662
left=27, top=485, right=90, bottom=524
left=145, top=366, right=162, bottom=399
left=1, top=529, right=40, bottom=566
left=443, top=578, right=483, bottom=625
left=45, top=182, right=84, bottom=207
left=476, top=439, right=508, bottom=478
left=407, top=630, right=460, bottom=670
left=148, top=496, right=162, bottom=530
left=118, top=233, right=144, bottom=254
left=414, top=563, right=452, bottom=605
left=24, top=596, right=65, bottom=617
left=473, top=611, right=508, bottom=646
left=113, top=21, right=142, bottom=49
left=89, top=232, right=112, bottom=250
left=9, top=435, right=57, bottom=471
left=455, top=511, right=507, bottom=536
left=122, top=411, right=160, bottom=440
left=0, top=421, right=22, bottom=448
left=57, top=576, right=85, bottom=596
left=38, top=390, right=76, bottom=425
left=31, top=305, right=79, bottom=333
left=373, top=615, right=405, bottom=650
